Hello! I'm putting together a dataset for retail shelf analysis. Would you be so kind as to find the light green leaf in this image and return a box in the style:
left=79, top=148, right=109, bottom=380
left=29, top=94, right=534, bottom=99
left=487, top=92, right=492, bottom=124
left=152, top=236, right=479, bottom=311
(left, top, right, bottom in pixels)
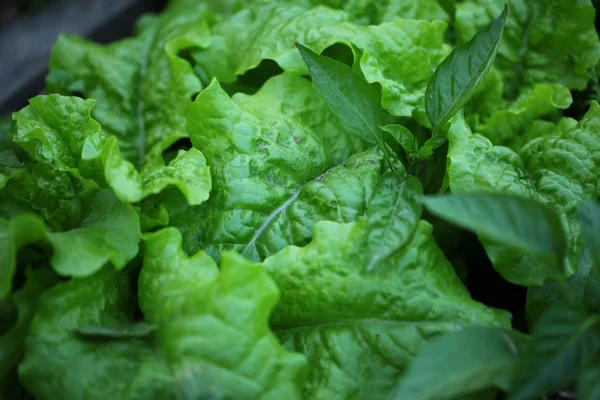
left=581, top=201, right=600, bottom=277
left=446, top=103, right=600, bottom=285
left=306, top=0, right=451, bottom=24
left=363, top=173, right=423, bottom=269
left=13, top=94, right=211, bottom=205
left=579, top=361, right=600, bottom=400
left=233, top=72, right=365, bottom=165
left=392, top=327, right=528, bottom=400
left=297, top=43, right=386, bottom=149
left=19, top=230, right=307, bottom=399
left=425, top=5, right=507, bottom=132
left=183, top=77, right=382, bottom=260
left=475, top=83, right=573, bottom=146
left=47, top=6, right=211, bottom=170
left=19, top=268, right=174, bottom=400
left=262, top=179, right=510, bottom=397
left=455, top=0, right=600, bottom=94
left=0, top=189, right=140, bottom=296
left=190, top=2, right=450, bottom=125
left=509, top=304, right=600, bottom=400
left=424, top=193, right=566, bottom=274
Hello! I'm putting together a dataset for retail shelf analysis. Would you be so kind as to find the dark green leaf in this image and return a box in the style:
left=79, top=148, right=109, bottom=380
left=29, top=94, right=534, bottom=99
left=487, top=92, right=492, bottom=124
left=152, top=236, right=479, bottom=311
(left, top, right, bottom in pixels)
left=426, top=5, right=507, bottom=132
left=296, top=43, right=386, bottom=149
left=508, top=304, right=600, bottom=400
left=422, top=135, right=447, bottom=152
left=579, top=361, right=600, bottom=400
left=381, top=124, right=416, bottom=154
left=424, top=193, right=566, bottom=274
left=77, top=322, right=158, bottom=339
left=581, top=201, right=600, bottom=277
left=393, top=327, right=528, bottom=400
left=527, top=247, right=600, bottom=326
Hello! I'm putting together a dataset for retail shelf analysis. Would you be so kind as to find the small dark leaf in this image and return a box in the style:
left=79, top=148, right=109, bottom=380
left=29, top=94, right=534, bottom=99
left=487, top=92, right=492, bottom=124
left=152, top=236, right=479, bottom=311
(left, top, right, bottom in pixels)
left=77, top=322, right=158, bottom=339
left=380, top=124, right=416, bottom=154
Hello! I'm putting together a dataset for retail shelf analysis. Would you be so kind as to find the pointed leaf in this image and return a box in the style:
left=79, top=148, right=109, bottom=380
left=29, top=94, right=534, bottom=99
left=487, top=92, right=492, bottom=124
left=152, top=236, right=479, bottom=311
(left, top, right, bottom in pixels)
left=509, top=304, right=600, bottom=400
left=393, top=327, right=528, bottom=400
left=426, top=5, right=507, bottom=132
left=424, top=193, right=566, bottom=275
left=381, top=124, right=416, bottom=154
left=296, top=43, right=386, bottom=148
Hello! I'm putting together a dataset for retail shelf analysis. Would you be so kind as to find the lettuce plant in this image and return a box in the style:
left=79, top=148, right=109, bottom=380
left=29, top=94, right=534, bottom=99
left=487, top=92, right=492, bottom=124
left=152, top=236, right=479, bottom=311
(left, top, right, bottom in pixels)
left=1, top=0, right=600, bottom=399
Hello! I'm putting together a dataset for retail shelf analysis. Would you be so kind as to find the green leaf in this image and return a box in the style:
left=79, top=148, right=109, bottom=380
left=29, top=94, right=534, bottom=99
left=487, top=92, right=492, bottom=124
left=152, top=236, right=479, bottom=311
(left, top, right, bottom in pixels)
left=362, top=173, right=423, bottom=269
left=446, top=103, right=600, bottom=285
left=527, top=248, right=600, bottom=326
left=0, top=189, right=140, bottom=296
left=262, top=177, right=510, bottom=397
left=190, top=2, right=449, bottom=125
left=381, top=124, right=416, bottom=154
left=47, top=6, right=211, bottom=170
left=414, top=136, right=448, bottom=161
left=474, top=83, right=573, bottom=146
left=508, top=304, right=600, bottom=400
left=581, top=201, right=600, bottom=277
left=424, top=193, right=566, bottom=274
left=425, top=5, right=507, bottom=132
left=182, top=77, right=381, bottom=261
left=579, top=361, right=600, bottom=400
left=13, top=95, right=212, bottom=206
left=19, top=231, right=307, bottom=399
left=77, top=322, right=157, bottom=339
left=393, top=327, right=528, bottom=400
left=0, top=268, right=58, bottom=389
left=297, top=43, right=386, bottom=149
left=305, top=0, right=452, bottom=25
left=456, top=0, right=600, bottom=94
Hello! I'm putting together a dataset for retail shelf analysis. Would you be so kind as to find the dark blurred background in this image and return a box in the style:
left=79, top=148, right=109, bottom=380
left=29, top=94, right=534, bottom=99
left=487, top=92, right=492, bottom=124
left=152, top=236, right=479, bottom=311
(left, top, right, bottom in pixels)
left=0, top=0, right=167, bottom=115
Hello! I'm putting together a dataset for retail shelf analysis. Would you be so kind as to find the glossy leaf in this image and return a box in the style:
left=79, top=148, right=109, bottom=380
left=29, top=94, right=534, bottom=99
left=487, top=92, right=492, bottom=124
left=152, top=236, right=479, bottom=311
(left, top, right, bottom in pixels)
left=183, top=77, right=380, bottom=261
left=426, top=5, right=507, bottom=132
left=262, top=178, right=510, bottom=397
left=0, top=189, right=140, bottom=296
left=13, top=95, right=212, bottom=205
left=19, top=231, right=307, bottom=399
